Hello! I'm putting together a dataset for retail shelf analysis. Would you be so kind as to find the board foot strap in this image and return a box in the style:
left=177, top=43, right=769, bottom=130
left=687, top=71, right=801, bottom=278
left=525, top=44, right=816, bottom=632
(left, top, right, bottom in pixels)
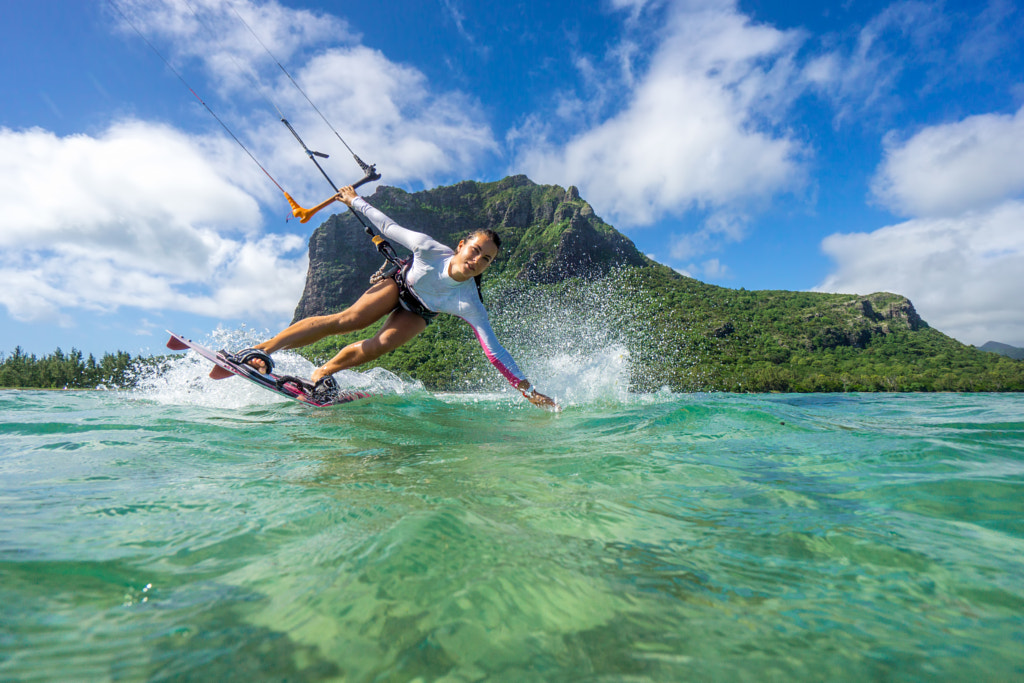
left=276, top=375, right=342, bottom=403
left=224, top=348, right=275, bottom=374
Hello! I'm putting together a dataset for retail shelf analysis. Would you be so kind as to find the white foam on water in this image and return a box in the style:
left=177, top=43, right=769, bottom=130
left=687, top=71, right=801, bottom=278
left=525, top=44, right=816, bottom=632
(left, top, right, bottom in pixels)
left=130, top=326, right=419, bottom=409
left=531, top=345, right=632, bottom=406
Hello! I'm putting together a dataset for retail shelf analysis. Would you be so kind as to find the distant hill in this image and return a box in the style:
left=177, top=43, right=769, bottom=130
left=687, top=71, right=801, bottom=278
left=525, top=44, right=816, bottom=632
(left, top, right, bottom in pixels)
left=292, top=176, right=1024, bottom=392
left=979, top=341, right=1024, bottom=360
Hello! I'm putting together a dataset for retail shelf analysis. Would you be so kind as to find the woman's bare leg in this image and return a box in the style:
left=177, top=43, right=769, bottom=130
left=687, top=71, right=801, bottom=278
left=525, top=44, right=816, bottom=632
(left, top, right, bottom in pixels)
left=312, top=309, right=427, bottom=382
left=237, top=280, right=402, bottom=375
left=259, top=279, right=401, bottom=353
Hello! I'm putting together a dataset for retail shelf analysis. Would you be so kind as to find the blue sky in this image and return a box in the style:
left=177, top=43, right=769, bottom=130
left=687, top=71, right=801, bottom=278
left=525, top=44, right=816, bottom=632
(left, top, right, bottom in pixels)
left=2, top=0, right=1023, bottom=358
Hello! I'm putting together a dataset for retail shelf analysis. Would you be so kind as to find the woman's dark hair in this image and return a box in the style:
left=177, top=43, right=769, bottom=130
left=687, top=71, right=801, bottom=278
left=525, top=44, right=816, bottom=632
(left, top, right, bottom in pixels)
left=468, top=228, right=501, bottom=250
left=467, top=229, right=501, bottom=302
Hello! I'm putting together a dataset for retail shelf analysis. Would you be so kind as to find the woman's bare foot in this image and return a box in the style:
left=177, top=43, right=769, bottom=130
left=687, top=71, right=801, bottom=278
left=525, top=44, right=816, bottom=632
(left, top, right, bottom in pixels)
left=230, top=348, right=273, bottom=375
left=245, top=357, right=269, bottom=374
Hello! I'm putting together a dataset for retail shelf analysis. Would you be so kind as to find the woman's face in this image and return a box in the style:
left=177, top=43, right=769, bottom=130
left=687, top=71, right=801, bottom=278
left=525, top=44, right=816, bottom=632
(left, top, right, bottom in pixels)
left=450, top=234, right=499, bottom=281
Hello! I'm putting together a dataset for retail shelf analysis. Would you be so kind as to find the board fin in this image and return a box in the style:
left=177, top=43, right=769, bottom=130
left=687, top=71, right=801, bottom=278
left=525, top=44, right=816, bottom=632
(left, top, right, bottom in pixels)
left=166, top=336, right=190, bottom=351
left=209, top=366, right=234, bottom=380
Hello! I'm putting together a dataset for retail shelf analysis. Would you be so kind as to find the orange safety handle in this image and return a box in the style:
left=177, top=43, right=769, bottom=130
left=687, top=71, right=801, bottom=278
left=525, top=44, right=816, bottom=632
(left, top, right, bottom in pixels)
left=283, top=165, right=380, bottom=225
left=284, top=192, right=337, bottom=224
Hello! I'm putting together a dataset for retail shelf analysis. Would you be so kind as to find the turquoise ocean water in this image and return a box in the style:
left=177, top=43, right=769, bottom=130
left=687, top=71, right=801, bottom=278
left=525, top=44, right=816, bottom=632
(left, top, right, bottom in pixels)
left=2, top=344, right=1023, bottom=681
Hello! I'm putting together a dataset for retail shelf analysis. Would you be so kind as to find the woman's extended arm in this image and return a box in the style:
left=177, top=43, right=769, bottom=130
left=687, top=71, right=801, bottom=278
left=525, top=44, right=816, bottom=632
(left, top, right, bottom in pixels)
left=336, top=186, right=443, bottom=254
left=463, top=313, right=557, bottom=409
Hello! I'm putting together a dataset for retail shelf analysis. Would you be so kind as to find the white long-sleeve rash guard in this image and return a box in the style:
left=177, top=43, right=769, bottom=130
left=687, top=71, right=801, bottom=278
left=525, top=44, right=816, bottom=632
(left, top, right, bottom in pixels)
left=351, top=196, right=528, bottom=388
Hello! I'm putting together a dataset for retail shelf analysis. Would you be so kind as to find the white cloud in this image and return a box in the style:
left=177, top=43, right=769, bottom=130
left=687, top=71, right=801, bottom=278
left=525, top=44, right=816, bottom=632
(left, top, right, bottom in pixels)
left=803, top=1, right=947, bottom=123
left=0, top=122, right=260, bottom=251
left=440, top=0, right=487, bottom=54
left=816, top=201, right=1024, bottom=346
left=957, top=0, right=1019, bottom=70
left=820, top=102, right=1024, bottom=346
left=669, top=210, right=749, bottom=261
left=697, top=258, right=730, bottom=280
left=112, top=0, right=498, bottom=192
left=872, top=105, right=1024, bottom=217
left=274, top=46, right=498, bottom=191
left=811, top=4, right=1024, bottom=347
left=670, top=257, right=729, bottom=282
left=112, top=0, right=352, bottom=93
left=513, top=0, right=806, bottom=230
left=0, top=0, right=503, bottom=327
left=0, top=122, right=307, bottom=322
left=606, top=0, right=661, bottom=22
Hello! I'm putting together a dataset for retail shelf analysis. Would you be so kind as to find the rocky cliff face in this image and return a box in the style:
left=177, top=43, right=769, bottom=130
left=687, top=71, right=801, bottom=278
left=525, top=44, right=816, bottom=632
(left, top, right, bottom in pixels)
left=292, top=175, right=653, bottom=321
left=797, top=293, right=927, bottom=351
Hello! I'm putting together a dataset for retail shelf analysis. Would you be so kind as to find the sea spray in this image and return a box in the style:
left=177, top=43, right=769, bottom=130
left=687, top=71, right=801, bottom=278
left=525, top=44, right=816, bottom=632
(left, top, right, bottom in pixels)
left=489, top=268, right=707, bottom=402
left=130, top=326, right=421, bottom=409
left=134, top=269, right=707, bottom=410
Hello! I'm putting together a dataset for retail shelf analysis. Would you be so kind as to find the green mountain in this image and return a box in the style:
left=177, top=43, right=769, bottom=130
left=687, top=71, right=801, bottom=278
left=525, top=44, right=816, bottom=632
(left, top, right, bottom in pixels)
left=979, top=341, right=1024, bottom=360
left=292, top=176, right=1024, bottom=392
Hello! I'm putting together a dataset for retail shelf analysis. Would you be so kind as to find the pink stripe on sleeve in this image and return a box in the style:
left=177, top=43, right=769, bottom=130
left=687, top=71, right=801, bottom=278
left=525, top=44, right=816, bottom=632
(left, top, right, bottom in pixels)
left=463, top=317, right=525, bottom=388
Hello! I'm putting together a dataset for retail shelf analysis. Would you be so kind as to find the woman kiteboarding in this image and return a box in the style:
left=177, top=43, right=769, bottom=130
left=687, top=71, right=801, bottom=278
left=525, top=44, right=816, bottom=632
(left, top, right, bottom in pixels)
left=231, top=185, right=557, bottom=409
left=117, top=2, right=552, bottom=408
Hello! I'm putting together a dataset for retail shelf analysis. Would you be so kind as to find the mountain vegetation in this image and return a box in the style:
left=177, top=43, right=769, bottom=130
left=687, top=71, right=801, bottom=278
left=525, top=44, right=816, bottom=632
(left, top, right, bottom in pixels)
left=294, top=176, right=1024, bottom=393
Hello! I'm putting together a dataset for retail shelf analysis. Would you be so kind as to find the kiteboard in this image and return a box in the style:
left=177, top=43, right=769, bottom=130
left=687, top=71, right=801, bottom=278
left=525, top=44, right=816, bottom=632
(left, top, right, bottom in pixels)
left=165, top=332, right=373, bottom=408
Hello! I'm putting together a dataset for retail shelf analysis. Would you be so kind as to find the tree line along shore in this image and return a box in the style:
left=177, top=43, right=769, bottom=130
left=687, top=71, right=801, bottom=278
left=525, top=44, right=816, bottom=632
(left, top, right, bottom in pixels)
left=0, top=347, right=145, bottom=390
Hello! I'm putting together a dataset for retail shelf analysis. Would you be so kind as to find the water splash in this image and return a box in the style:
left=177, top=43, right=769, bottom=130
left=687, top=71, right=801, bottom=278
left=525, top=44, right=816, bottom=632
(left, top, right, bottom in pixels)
left=534, top=345, right=632, bottom=405
left=129, top=326, right=420, bottom=409
left=490, top=269, right=696, bottom=406
left=129, top=268, right=698, bottom=411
